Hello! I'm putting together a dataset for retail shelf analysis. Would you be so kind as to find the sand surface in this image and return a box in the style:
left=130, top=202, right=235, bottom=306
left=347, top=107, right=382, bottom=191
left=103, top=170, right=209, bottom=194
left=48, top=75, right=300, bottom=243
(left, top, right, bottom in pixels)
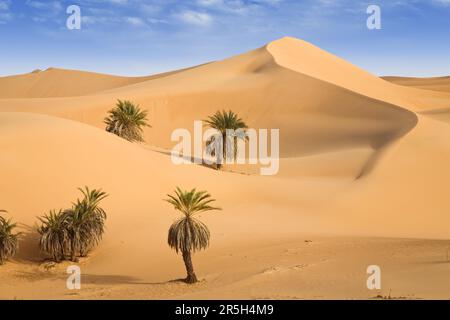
left=383, top=76, right=450, bottom=93
left=0, top=37, right=449, bottom=299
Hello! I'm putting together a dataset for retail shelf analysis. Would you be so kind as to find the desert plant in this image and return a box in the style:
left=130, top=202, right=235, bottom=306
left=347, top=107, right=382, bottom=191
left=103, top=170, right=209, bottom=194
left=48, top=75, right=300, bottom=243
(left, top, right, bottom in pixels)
left=204, top=110, right=248, bottom=169
left=104, top=100, right=150, bottom=142
left=165, top=187, right=221, bottom=283
left=37, top=209, right=70, bottom=262
left=65, top=187, right=108, bottom=260
left=0, top=210, right=20, bottom=265
left=37, top=187, right=108, bottom=262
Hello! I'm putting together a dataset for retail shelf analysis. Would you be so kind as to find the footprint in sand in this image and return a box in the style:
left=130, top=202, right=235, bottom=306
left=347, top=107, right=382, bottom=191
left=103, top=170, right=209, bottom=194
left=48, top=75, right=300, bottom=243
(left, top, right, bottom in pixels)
left=262, top=264, right=309, bottom=275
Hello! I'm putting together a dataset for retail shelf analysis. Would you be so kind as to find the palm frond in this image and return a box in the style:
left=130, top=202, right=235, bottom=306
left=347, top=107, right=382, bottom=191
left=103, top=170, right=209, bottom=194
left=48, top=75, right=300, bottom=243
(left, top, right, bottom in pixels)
left=0, top=211, right=20, bottom=264
left=204, top=110, right=248, bottom=164
left=37, top=209, right=70, bottom=262
left=104, top=100, right=150, bottom=142
left=37, top=187, right=108, bottom=262
left=165, top=188, right=221, bottom=254
left=168, top=216, right=210, bottom=254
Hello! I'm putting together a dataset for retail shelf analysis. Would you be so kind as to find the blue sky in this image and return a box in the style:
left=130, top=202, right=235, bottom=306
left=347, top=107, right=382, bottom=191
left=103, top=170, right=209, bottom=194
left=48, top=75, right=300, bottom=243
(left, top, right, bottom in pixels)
left=0, top=0, right=449, bottom=77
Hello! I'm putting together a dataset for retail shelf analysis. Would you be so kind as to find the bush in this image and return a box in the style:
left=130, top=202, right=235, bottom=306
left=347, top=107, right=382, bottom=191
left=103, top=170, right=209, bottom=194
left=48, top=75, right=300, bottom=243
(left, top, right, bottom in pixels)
left=38, top=187, right=108, bottom=262
left=0, top=211, right=20, bottom=265
left=104, top=100, right=150, bottom=142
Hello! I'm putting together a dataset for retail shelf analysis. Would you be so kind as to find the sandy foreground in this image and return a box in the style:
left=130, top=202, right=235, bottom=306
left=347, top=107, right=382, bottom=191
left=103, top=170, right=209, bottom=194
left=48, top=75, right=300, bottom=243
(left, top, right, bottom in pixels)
left=1, top=237, right=449, bottom=300
left=0, top=37, right=449, bottom=299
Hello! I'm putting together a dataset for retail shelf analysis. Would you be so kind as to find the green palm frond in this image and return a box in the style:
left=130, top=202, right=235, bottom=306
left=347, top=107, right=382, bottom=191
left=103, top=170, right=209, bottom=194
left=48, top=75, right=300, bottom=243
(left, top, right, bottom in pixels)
left=37, top=187, right=108, bottom=262
left=204, top=110, right=248, bottom=134
left=66, top=187, right=108, bottom=258
left=0, top=210, right=20, bottom=264
left=166, top=187, right=221, bottom=217
left=37, top=209, right=70, bottom=262
left=165, top=188, right=221, bottom=254
left=204, top=110, right=248, bottom=165
left=104, top=100, right=150, bottom=142
left=168, top=216, right=210, bottom=254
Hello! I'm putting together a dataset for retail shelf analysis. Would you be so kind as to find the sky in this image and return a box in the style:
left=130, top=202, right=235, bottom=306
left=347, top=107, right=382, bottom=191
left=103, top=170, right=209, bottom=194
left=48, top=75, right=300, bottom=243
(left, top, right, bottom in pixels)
left=0, top=0, right=449, bottom=77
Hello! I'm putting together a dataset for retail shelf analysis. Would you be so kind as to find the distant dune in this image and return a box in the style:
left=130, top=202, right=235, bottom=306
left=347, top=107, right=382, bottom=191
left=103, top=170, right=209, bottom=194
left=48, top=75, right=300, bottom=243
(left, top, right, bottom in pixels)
left=0, top=67, right=192, bottom=98
left=1, top=37, right=450, bottom=299
left=383, top=75, right=450, bottom=93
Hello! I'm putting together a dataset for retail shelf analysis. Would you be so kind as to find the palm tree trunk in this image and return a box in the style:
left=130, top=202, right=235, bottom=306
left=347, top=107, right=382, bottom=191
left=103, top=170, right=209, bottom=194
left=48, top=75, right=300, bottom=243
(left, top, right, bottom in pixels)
left=70, top=241, right=79, bottom=262
left=182, top=250, right=198, bottom=283
left=216, top=133, right=226, bottom=170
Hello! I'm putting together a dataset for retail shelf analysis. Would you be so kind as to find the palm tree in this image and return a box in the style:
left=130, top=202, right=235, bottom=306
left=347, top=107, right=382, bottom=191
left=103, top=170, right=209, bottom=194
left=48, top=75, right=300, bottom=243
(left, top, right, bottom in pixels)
left=165, top=187, right=221, bottom=283
left=104, top=100, right=150, bottom=142
left=66, top=187, right=108, bottom=260
left=204, top=110, right=248, bottom=169
left=37, top=187, right=108, bottom=262
left=0, top=210, right=20, bottom=265
left=37, top=209, right=70, bottom=262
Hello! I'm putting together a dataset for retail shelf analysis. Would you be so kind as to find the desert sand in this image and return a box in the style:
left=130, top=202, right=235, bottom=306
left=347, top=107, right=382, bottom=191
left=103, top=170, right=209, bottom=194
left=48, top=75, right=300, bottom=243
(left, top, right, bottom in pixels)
left=383, top=76, right=450, bottom=93
left=0, top=37, right=449, bottom=299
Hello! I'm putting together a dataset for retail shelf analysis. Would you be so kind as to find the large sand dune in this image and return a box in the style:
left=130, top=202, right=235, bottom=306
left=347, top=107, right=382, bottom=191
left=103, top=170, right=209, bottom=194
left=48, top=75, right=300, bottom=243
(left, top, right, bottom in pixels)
left=0, top=37, right=449, bottom=299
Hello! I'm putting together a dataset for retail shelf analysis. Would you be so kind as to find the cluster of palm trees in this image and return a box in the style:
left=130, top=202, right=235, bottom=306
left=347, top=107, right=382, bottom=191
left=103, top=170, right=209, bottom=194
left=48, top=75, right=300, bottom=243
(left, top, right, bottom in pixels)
left=37, top=187, right=108, bottom=262
left=0, top=187, right=108, bottom=265
left=0, top=187, right=220, bottom=284
left=0, top=101, right=245, bottom=283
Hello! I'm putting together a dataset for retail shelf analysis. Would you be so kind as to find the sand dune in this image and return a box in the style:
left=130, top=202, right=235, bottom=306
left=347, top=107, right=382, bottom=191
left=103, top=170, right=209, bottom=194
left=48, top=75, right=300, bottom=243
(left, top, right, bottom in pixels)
left=1, top=37, right=450, bottom=299
left=383, top=75, right=450, bottom=93
left=0, top=38, right=419, bottom=162
left=0, top=67, right=195, bottom=98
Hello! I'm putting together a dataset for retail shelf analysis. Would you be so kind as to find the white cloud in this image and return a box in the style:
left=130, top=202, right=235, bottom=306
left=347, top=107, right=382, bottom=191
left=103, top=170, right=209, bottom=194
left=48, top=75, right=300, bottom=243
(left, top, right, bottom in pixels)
left=107, top=0, right=128, bottom=4
left=147, top=18, right=168, bottom=25
left=175, top=10, right=213, bottom=26
left=125, top=16, right=145, bottom=27
left=0, top=0, right=10, bottom=11
left=197, top=0, right=224, bottom=6
left=26, top=1, right=63, bottom=13
left=32, top=16, right=47, bottom=23
left=434, top=0, right=450, bottom=5
left=140, top=3, right=162, bottom=14
left=196, top=0, right=282, bottom=16
left=0, top=12, right=12, bottom=23
left=81, top=15, right=99, bottom=25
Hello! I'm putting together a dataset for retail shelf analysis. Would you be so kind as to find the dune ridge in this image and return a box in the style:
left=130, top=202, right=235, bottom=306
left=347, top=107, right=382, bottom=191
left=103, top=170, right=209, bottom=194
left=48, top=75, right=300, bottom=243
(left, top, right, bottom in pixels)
left=0, top=66, right=202, bottom=98
left=383, top=75, right=450, bottom=93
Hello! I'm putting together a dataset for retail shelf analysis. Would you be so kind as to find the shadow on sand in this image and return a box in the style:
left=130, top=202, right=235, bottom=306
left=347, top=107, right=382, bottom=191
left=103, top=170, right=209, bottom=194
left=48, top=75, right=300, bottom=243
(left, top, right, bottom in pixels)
left=14, top=224, right=44, bottom=263
left=81, top=274, right=190, bottom=286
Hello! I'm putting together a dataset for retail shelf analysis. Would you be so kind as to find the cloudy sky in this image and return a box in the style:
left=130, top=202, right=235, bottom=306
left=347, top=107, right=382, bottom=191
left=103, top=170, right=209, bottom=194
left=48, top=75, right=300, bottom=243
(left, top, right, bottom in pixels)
left=0, top=0, right=449, bottom=77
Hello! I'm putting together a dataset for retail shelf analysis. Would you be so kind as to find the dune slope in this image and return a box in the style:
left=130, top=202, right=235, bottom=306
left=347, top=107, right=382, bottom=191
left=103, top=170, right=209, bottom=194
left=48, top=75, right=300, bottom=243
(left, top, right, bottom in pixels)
left=383, top=76, right=450, bottom=93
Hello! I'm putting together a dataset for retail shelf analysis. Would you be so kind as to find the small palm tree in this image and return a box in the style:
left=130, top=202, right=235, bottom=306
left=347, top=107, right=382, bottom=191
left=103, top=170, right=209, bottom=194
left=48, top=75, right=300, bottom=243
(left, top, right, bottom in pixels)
left=0, top=210, right=20, bottom=265
left=66, top=187, right=108, bottom=260
left=165, top=187, right=221, bottom=283
left=37, top=187, right=108, bottom=262
left=38, top=209, right=70, bottom=262
left=104, top=100, right=150, bottom=142
left=204, top=110, right=248, bottom=169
